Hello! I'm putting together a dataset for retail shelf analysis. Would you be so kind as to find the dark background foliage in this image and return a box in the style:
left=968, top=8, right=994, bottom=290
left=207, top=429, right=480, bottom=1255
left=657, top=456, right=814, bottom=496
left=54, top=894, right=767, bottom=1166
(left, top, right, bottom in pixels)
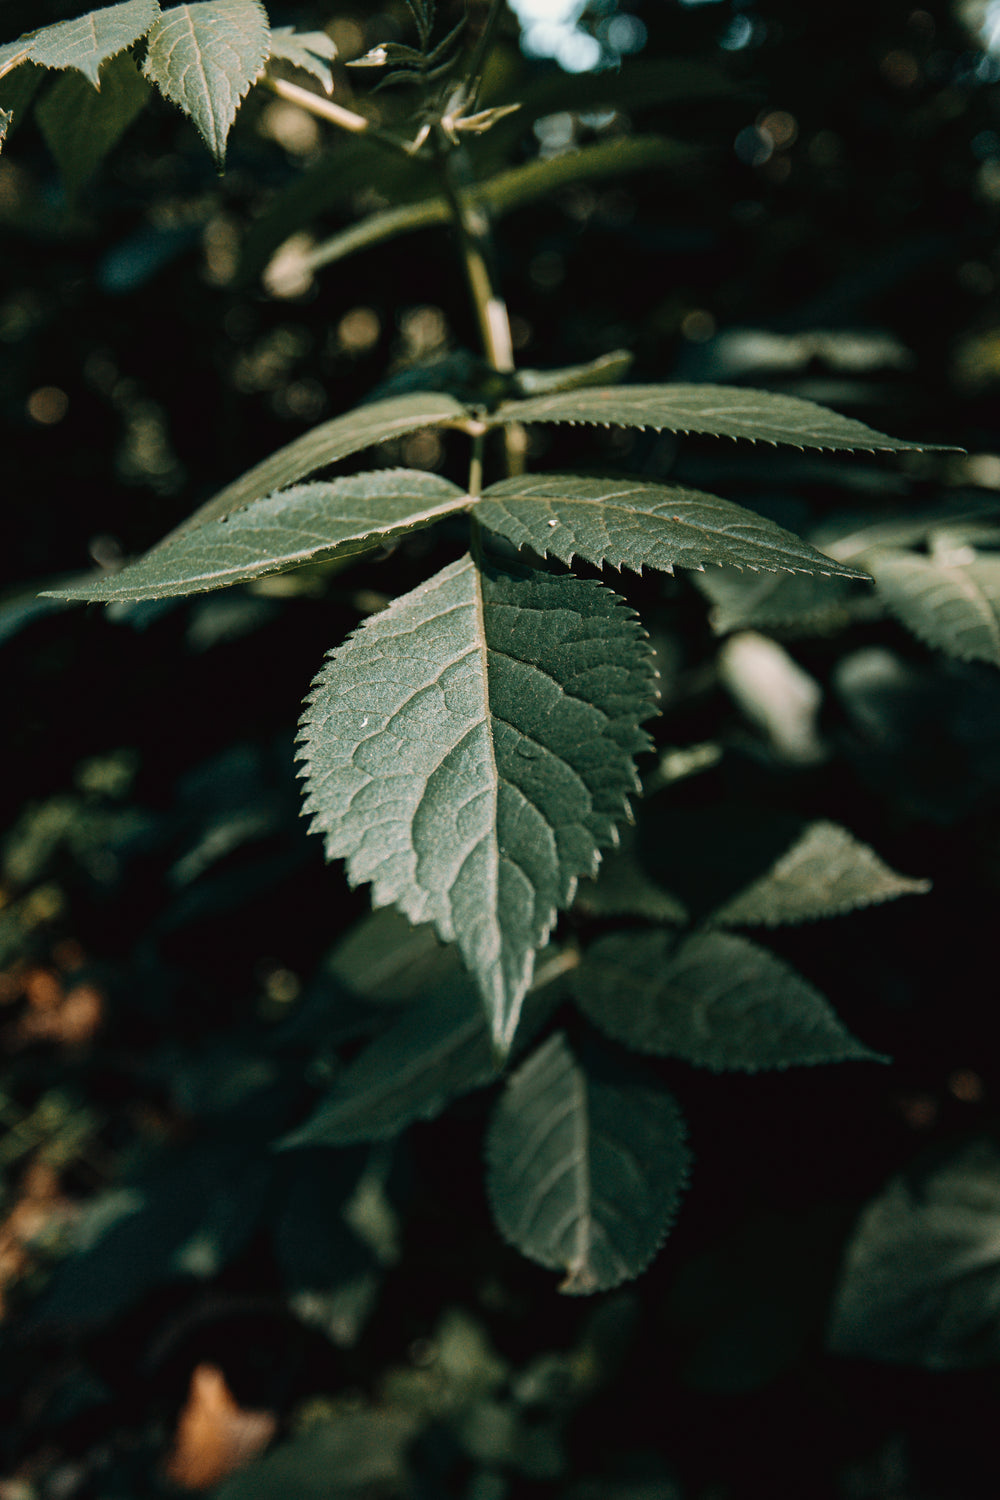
left=3, top=1, right=1000, bottom=1496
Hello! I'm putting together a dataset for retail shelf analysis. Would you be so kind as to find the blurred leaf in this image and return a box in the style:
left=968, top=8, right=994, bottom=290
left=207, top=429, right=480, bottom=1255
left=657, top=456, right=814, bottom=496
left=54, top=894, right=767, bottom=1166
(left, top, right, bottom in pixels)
left=267, top=27, right=336, bottom=92
left=324, top=906, right=461, bottom=1006
left=486, top=1032, right=690, bottom=1293
left=298, top=556, right=656, bottom=1054
left=5, top=1, right=160, bottom=89
left=575, top=929, right=883, bottom=1071
left=36, top=52, right=150, bottom=199
left=143, top=1, right=269, bottom=167
left=212, top=1409, right=418, bottom=1499
left=828, top=1140, right=1000, bottom=1369
left=514, top=350, right=634, bottom=398
left=869, top=546, right=1000, bottom=668
left=493, top=385, right=956, bottom=452
left=693, top=566, right=859, bottom=636
left=476, top=475, right=869, bottom=580
left=573, top=832, right=688, bottom=925
left=166, top=1364, right=277, bottom=1491
left=48, top=472, right=468, bottom=603
left=710, top=820, right=930, bottom=927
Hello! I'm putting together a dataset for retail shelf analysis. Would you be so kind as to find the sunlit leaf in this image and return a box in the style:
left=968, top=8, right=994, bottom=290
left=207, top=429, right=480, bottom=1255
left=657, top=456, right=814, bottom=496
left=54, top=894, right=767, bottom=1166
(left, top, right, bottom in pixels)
left=297, top=555, right=657, bottom=1053
left=486, top=1032, right=690, bottom=1293
left=143, top=0, right=269, bottom=166
left=869, top=546, right=1000, bottom=667
left=155, top=391, right=471, bottom=543
left=710, top=820, right=930, bottom=927
left=828, top=1140, right=1000, bottom=1368
left=46, top=471, right=468, bottom=603
left=36, top=52, right=149, bottom=197
left=575, top=929, right=883, bottom=1071
left=475, top=475, right=870, bottom=580
left=492, top=385, right=957, bottom=452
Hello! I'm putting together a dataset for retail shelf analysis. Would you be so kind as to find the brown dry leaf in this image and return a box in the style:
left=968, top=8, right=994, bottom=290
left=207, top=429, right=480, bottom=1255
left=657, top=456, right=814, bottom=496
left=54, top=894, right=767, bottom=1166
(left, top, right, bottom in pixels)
left=165, top=1363, right=277, bottom=1490
left=0, top=1161, right=71, bottom=1319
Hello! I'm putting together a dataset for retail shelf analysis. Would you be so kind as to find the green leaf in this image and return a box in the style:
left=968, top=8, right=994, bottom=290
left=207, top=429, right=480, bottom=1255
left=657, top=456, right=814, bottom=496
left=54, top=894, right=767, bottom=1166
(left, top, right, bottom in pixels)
left=7, top=1, right=160, bottom=89
left=324, top=907, right=461, bottom=1006
left=868, top=546, right=1000, bottom=667
left=45, top=471, right=468, bottom=603
left=710, top=820, right=930, bottom=927
left=267, top=26, right=336, bottom=92
left=0, top=105, right=11, bottom=145
left=475, top=476, right=870, bottom=581
left=290, top=137, right=690, bottom=280
left=573, top=829, right=688, bottom=925
left=143, top=0, right=269, bottom=167
left=491, top=385, right=956, bottom=452
left=693, top=566, right=859, bottom=635
left=514, top=351, right=634, bottom=399
left=574, top=929, right=883, bottom=1071
left=486, top=1032, right=690, bottom=1294
left=828, top=1140, right=1000, bottom=1369
left=155, top=391, right=471, bottom=543
left=213, top=1410, right=419, bottom=1500
left=297, top=556, right=657, bottom=1053
left=36, top=51, right=149, bottom=197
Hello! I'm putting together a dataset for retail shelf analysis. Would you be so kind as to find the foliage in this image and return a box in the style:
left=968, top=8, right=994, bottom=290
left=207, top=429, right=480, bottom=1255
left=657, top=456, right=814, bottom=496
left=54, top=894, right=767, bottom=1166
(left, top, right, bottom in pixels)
left=3, top=0, right=1000, bottom=1495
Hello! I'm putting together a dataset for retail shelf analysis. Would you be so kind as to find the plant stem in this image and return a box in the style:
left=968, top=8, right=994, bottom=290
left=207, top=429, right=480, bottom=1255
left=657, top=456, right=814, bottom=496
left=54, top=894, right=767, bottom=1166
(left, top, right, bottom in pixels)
left=465, top=0, right=507, bottom=110
left=262, top=76, right=413, bottom=158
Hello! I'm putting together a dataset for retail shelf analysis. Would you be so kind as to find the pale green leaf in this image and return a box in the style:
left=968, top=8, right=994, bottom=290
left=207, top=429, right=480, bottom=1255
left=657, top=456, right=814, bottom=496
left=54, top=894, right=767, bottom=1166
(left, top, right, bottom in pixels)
left=710, top=820, right=930, bottom=927
left=514, top=350, right=634, bottom=399
left=828, top=1140, right=1000, bottom=1369
left=575, top=929, right=882, bottom=1071
left=297, top=556, right=657, bottom=1053
left=486, top=1032, right=690, bottom=1294
left=45, top=471, right=468, bottom=603
left=291, top=136, right=690, bottom=279
left=9, top=1, right=160, bottom=88
left=36, top=52, right=149, bottom=197
left=693, top=566, right=859, bottom=635
left=143, top=0, right=269, bottom=166
left=475, top=476, right=869, bottom=580
left=154, top=391, right=471, bottom=544
left=491, top=385, right=956, bottom=452
left=267, top=26, right=336, bottom=92
left=868, top=546, right=1000, bottom=667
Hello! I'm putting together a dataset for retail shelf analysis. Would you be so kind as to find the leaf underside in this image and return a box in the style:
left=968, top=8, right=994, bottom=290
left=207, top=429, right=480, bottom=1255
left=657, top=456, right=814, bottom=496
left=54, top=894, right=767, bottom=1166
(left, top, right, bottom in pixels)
left=869, top=548, right=1000, bottom=667
left=476, top=476, right=868, bottom=580
left=13, top=0, right=160, bottom=88
left=491, top=385, right=957, bottom=452
left=297, top=554, right=657, bottom=1053
left=710, top=820, right=930, bottom=927
left=575, top=929, right=882, bottom=1071
left=45, top=471, right=468, bottom=603
left=486, top=1032, right=690, bottom=1294
left=828, top=1140, right=1000, bottom=1369
left=143, top=0, right=270, bottom=166
left=154, top=391, right=470, bottom=545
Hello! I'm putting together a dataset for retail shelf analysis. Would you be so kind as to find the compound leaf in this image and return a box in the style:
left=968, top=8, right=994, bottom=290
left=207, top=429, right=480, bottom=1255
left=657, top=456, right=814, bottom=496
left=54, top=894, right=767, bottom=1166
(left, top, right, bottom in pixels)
left=143, top=0, right=269, bottom=166
left=267, top=26, right=336, bottom=92
left=36, top=52, right=149, bottom=198
left=710, top=820, right=930, bottom=927
left=486, top=1032, right=690, bottom=1294
left=868, top=547, right=1000, bottom=667
left=46, top=471, right=468, bottom=603
left=11, top=1, right=160, bottom=88
left=297, top=555, right=657, bottom=1053
left=491, top=385, right=956, bottom=452
left=828, top=1140, right=1000, bottom=1369
left=476, top=476, right=868, bottom=580
left=575, top=929, right=882, bottom=1071
left=156, top=391, right=470, bottom=543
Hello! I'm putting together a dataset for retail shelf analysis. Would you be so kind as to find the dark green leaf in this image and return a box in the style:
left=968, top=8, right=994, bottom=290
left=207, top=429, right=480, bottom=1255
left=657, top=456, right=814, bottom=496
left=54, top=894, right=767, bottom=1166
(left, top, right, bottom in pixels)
left=267, top=26, right=336, bottom=92
left=491, top=385, right=956, bottom=452
left=46, top=471, right=468, bottom=603
left=476, top=476, right=870, bottom=580
left=36, top=51, right=149, bottom=198
left=143, top=0, right=269, bottom=166
left=297, top=556, right=657, bottom=1053
left=575, top=929, right=883, bottom=1071
left=710, top=820, right=930, bottom=927
left=8, top=1, right=160, bottom=88
left=869, top=546, right=1000, bottom=667
left=693, top=566, right=859, bottom=635
left=573, top=832, right=688, bottom=925
left=486, top=1032, right=690, bottom=1294
left=828, top=1140, right=1000, bottom=1369
left=155, top=391, right=471, bottom=543
left=213, top=1410, right=418, bottom=1500
left=325, top=907, right=461, bottom=1006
